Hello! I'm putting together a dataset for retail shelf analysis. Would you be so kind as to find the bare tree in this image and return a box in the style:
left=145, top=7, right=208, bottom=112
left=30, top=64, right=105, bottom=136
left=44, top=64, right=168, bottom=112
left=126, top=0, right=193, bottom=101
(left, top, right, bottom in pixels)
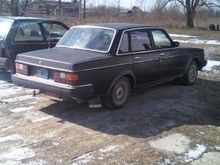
left=1, top=0, right=31, bottom=16
left=0, top=0, right=3, bottom=15
left=161, top=0, right=220, bottom=28
left=83, top=0, right=86, bottom=19
left=58, top=0, right=62, bottom=16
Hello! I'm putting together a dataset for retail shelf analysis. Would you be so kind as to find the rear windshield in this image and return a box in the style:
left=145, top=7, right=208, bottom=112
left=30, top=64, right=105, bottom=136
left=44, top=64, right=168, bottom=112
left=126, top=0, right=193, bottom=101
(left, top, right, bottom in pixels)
left=0, top=19, right=13, bottom=40
left=57, top=26, right=115, bottom=53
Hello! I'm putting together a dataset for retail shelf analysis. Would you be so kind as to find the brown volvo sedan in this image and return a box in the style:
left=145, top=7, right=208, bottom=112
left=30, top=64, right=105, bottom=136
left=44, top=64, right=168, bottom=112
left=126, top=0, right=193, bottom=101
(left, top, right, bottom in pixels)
left=12, top=23, right=207, bottom=109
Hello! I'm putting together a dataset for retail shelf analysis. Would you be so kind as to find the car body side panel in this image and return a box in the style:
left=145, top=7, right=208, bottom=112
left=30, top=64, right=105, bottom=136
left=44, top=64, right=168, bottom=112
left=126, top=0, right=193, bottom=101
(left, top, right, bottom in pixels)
left=157, top=48, right=190, bottom=80
left=74, top=55, right=134, bottom=96
left=133, top=52, right=160, bottom=86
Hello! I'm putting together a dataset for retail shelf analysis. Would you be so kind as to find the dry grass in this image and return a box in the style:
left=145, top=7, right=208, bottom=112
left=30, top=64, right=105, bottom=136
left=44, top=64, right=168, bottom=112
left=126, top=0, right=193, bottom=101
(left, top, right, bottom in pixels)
left=46, top=14, right=220, bottom=40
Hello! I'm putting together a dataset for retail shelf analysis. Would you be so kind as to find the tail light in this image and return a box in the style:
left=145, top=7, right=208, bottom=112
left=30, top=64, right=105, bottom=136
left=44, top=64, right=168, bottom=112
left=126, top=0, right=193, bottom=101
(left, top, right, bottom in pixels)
left=54, top=71, right=79, bottom=85
left=15, top=63, right=28, bottom=75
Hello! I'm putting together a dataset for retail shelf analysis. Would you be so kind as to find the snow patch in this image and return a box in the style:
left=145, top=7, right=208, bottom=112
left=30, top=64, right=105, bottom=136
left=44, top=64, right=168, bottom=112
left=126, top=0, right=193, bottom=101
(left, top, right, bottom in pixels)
left=24, top=111, right=53, bottom=123
left=52, top=142, right=59, bottom=146
left=175, top=39, right=220, bottom=45
left=215, top=146, right=220, bottom=151
left=1, top=126, right=14, bottom=132
left=10, top=106, right=34, bottom=113
left=203, top=60, right=220, bottom=72
left=32, top=116, right=53, bottom=123
left=0, top=160, right=20, bottom=165
left=184, top=144, right=206, bottom=162
left=72, top=153, right=94, bottom=165
left=24, top=159, right=48, bottom=165
left=149, top=133, right=191, bottom=154
left=3, top=95, right=35, bottom=103
left=170, top=34, right=197, bottom=38
left=0, top=134, right=23, bottom=143
left=0, top=88, right=23, bottom=98
left=99, top=145, right=118, bottom=153
left=0, top=147, right=35, bottom=161
left=0, top=83, right=13, bottom=89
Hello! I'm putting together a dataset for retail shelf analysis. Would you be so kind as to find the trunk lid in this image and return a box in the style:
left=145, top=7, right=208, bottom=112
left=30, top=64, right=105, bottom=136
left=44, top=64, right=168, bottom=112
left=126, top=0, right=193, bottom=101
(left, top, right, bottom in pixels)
left=16, top=47, right=107, bottom=71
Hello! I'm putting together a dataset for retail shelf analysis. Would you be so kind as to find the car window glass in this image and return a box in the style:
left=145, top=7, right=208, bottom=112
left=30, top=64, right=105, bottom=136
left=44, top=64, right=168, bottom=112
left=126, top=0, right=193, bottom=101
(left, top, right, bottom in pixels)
left=0, top=19, right=13, bottom=40
left=14, top=22, right=43, bottom=41
left=130, top=30, right=152, bottom=52
left=57, top=27, right=115, bottom=52
left=151, top=30, right=172, bottom=49
left=42, top=23, right=67, bottom=41
left=118, top=32, right=129, bottom=54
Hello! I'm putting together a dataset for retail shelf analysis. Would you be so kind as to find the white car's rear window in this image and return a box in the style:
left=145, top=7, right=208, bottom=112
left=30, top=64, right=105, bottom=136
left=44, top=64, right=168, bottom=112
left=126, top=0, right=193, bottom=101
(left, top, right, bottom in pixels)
left=0, top=19, right=13, bottom=40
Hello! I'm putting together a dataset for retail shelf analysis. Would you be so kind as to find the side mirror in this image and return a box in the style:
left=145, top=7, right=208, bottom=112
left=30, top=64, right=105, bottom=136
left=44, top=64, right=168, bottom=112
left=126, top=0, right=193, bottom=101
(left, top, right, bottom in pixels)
left=173, top=41, right=180, bottom=47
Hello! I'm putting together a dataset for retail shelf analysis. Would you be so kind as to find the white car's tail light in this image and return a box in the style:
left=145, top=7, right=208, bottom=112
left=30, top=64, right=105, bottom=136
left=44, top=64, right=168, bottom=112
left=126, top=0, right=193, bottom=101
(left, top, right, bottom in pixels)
left=53, top=71, right=79, bottom=85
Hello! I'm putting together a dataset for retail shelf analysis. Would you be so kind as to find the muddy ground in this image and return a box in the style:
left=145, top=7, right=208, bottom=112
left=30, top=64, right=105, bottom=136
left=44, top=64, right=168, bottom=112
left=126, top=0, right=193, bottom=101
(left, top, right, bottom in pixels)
left=0, top=36, right=220, bottom=164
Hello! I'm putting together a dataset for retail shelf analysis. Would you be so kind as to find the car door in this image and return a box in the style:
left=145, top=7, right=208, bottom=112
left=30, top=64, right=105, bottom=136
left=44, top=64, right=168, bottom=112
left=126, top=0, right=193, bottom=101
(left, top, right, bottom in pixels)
left=150, top=29, right=187, bottom=80
left=129, top=29, right=160, bottom=86
left=12, top=20, right=48, bottom=57
left=41, top=21, right=69, bottom=48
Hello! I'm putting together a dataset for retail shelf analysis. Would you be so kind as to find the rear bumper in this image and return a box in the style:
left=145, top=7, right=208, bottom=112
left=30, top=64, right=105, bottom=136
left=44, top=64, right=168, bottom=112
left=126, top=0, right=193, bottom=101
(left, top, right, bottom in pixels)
left=0, top=57, right=10, bottom=70
left=12, top=74, right=94, bottom=100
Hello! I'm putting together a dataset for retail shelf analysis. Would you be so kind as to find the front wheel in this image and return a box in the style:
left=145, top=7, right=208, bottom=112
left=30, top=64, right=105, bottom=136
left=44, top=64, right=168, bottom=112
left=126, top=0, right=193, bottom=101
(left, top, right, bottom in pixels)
left=101, top=77, right=130, bottom=110
left=182, top=60, right=198, bottom=85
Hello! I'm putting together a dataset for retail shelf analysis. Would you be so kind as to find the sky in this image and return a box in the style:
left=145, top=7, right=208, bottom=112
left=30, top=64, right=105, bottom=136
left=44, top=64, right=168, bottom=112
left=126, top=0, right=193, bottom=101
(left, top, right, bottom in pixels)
left=86, top=0, right=156, bottom=11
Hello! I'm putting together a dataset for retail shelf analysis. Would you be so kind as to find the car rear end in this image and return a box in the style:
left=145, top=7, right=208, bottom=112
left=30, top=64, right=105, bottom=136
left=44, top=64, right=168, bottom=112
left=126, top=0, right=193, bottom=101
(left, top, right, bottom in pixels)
left=0, top=18, right=14, bottom=70
left=12, top=58, right=94, bottom=100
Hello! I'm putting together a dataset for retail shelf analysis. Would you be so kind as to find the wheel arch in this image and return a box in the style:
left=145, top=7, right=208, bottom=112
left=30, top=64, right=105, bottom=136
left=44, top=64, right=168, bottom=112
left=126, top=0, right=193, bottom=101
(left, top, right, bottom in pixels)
left=105, top=70, right=136, bottom=95
left=192, top=57, right=202, bottom=70
left=185, top=56, right=200, bottom=73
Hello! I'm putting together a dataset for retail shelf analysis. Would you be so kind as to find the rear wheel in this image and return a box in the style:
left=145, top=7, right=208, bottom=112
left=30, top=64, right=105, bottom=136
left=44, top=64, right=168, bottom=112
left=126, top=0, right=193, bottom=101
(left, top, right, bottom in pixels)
left=101, top=77, right=130, bottom=110
left=182, top=60, right=198, bottom=85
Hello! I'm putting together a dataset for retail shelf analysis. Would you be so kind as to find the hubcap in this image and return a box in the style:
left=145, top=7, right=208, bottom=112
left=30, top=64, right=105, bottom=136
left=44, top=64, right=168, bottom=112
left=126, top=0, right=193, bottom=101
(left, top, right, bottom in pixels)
left=116, top=86, right=124, bottom=99
left=113, top=80, right=129, bottom=105
left=189, top=64, right=197, bottom=82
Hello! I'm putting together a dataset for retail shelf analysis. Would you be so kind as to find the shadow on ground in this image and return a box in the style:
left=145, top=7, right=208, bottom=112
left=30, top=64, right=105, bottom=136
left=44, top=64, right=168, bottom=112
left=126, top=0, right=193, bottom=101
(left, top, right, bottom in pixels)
left=39, top=78, right=220, bottom=138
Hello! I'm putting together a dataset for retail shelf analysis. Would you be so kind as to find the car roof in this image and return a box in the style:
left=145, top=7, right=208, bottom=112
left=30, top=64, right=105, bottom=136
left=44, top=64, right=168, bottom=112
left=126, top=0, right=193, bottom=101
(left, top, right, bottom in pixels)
left=0, top=16, right=50, bottom=21
left=86, top=23, right=160, bottom=31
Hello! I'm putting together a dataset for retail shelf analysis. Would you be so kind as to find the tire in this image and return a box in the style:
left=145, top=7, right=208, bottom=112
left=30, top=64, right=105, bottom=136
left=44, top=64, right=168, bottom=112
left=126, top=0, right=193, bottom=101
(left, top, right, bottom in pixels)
left=182, top=60, right=198, bottom=85
left=101, top=77, right=130, bottom=110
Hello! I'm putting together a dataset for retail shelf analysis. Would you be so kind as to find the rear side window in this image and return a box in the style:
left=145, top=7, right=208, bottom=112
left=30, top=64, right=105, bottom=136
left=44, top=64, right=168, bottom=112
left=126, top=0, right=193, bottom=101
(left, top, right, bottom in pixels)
left=118, top=32, right=129, bottom=54
left=130, top=30, right=152, bottom=52
left=14, top=22, right=43, bottom=41
left=0, top=19, right=13, bottom=40
left=42, top=22, right=68, bottom=41
left=151, top=30, right=172, bottom=49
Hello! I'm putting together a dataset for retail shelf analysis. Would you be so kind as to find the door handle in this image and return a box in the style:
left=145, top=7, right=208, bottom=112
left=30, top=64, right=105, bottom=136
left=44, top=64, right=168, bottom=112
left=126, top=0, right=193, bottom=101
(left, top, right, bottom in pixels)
left=134, top=56, right=140, bottom=60
left=160, top=53, right=165, bottom=56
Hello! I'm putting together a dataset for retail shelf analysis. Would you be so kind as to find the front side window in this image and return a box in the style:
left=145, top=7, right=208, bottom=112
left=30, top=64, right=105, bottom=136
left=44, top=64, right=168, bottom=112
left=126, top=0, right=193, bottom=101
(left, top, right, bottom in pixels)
left=130, top=30, right=152, bottom=52
left=0, top=19, right=13, bottom=40
left=151, top=30, right=172, bottom=49
left=118, top=32, right=129, bottom=54
left=57, top=27, right=115, bottom=52
left=14, top=22, right=43, bottom=41
left=42, top=23, right=68, bottom=41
